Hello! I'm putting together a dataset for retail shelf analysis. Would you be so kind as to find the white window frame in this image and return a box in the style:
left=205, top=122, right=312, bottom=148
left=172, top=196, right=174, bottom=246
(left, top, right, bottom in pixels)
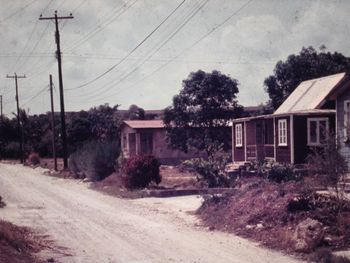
left=307, top=118, right=329, bottom=146
left=235, top=123, right=243, bottom=147
left=278, top=119, right=287, bottom=146
left=344, top=100, right=350, bottom=142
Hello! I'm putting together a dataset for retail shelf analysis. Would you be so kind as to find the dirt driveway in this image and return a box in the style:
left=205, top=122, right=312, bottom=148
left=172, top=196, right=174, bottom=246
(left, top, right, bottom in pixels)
left=0, top=163, right=302, bottom=263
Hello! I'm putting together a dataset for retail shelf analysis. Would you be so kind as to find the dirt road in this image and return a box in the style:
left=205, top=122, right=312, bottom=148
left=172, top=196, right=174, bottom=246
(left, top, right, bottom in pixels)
left=0, top=163, right=302, bottom=263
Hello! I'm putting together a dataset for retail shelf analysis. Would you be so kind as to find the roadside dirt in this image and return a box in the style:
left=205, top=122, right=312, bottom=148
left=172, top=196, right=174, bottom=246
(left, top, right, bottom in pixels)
left=0, top=163, right=302, bottom=263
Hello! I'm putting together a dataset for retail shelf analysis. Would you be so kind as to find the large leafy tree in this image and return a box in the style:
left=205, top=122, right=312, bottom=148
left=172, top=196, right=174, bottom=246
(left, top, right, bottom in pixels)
left=265, top=46, right=350, bottom=110
left=125, top=104, right=145, bottom=120
left=163, top=70, right=243, bottom=156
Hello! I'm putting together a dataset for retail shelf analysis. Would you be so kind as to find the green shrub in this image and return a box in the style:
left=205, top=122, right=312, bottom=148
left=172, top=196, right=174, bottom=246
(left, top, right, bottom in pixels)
left=0, top=196, right=5, bottom=208
left=267, top=162, right=300, bottom=183
left=2, top=142, right=20, bottom=159
left=307, top=134, right=348, bottom=212
left=181, top=152, right=230, bottom=188
left=122, top=155, right=161, bottom=189
left=26, top=152, right=40, bottom=166
left=309, top=248, right=350, bottom=263
left=68, top=140, right=120, bottom=181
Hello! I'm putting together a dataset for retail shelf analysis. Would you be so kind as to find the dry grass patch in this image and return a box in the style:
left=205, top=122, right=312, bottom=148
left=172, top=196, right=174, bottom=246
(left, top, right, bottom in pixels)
left=197, top=177, right=350, bottom=256
left=0, top=220, right=45, bottom=263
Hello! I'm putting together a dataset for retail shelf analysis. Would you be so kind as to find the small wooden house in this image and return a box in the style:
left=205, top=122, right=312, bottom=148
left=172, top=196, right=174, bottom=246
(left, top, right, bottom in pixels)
left=120, top=120, right=205, bottom=164
left=232, top=73, right=350, bottom=164
left=323, top=72, right=350, bottom=168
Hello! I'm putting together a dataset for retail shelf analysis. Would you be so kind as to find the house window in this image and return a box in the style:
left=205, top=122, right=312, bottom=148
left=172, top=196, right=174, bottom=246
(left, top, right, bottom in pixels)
left=235, top=123, right=243, bottom=147
left=344, top=100, right=350, bottom=142
left=140, top=132, right=153, bottom=154
left=307, top=118, right=329, bottom=146
left=278, top=119, right=287, bottom=146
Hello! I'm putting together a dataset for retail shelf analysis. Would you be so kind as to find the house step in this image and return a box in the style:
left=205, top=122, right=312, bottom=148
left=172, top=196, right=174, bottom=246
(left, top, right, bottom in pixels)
left=225, top=162, right=247, bottom=172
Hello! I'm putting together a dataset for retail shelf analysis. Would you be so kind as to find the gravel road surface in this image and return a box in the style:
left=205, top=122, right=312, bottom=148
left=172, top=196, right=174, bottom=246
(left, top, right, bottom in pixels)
left=0, top=163, right=302, bottom=263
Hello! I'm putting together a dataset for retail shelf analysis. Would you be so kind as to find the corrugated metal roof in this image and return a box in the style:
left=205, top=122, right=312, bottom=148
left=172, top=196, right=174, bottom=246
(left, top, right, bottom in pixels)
left=123, top=120, right=165, bottom=129
left=274, top=72, right=346, bottom=114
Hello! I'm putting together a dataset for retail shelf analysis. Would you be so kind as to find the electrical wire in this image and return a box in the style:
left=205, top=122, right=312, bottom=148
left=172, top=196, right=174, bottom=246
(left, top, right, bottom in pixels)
left=65, top=0, right=138, bottom=51
left=0, top=0, right=40, bottom=24
left=67, top=0, right=187, bottom=91
left=75, top=0, right=253, bottom=104
left=9, top=0, right=55, bottom=72
left=20, top=86, right=48, bottom=107
left=15, top=23, right=52, bottom=73
left=61, top=0, right=88, bottom=30
left=69, top=0, right=209, bottom=101
left=98, top=0, right=254, bottom=100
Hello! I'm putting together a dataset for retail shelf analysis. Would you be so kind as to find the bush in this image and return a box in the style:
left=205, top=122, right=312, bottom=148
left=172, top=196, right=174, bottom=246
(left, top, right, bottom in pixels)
left=267, top=162, right=300, bottom=183
left=181, top=152, right=230, bottom=188
left=26, top=152, right=40, bottom=166
left=307, top=134, right=348, bottom=212
left=0, top=196, right=5, bottom=208
left=2, top=142, right=20, bottom=159
left=68, top=140, right=120, bottom=181
left=122, top=155, right=161, bottom=189
left=309, top=248, right=350, bottom=263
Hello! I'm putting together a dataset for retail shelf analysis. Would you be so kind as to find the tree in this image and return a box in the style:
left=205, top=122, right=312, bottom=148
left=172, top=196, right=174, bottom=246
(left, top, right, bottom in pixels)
left=265, top=46, right=350, bottom=110
left=67, top=110, right=92, bottom=152
left=126, top=104, right=145, bottom=120
left=163, top=70, right=243, bottom=156
left=88, top=104, right=121, bottom=141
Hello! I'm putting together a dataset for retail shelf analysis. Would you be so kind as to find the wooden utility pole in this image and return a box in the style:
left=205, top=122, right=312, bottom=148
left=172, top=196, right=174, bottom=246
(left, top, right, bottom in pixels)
left=6, top=73, right=26, bottom=163
left=0, top=95, right=3, bottom=121
left=39, top=11, right=73, bottom=169
left=49, top=75, right=57, bottom=171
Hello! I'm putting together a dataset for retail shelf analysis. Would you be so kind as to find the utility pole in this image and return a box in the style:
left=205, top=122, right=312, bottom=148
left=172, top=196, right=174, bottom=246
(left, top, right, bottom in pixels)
left=49, top=75, right=57, bottom=171
left=0, top=95, right=3, bottom=121
left=39, top=11, right=73, bottom=169
left=6, top=73, right=26, bottom=164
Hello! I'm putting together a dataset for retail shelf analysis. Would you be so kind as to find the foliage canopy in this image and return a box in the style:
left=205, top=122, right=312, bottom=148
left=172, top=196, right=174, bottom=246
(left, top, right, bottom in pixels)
left=265, top=46, right=350, bottom=109
left=163, top=70, right=242, bottom=156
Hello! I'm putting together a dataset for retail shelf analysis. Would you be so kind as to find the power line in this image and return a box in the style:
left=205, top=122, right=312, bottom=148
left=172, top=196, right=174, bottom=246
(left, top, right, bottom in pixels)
left=78, top=0, right=253, bottom=103
left=106, top=0, right=254, bottom=98
left=9, top=0, right=55, bottom=72
left=0, top=0, right=40, bottom=24
left=20, top=86, right=48, bottom=107
left=16, top=23, right=52, bottom=73
left=71, top=0, right=209, bottom=100
left=65, top=0, right=138, bottom=51
left=61, top=0, right=88, bottom=30
left=67, top=0, right=186, bottom=91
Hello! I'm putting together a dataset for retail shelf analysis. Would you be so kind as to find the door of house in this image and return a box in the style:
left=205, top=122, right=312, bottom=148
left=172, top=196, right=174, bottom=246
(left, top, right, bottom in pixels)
left=256, top=121, right=265, bottom=161
left=128, top=133, right=136, bottom=156
left=140, top=132, right=153, bottom=154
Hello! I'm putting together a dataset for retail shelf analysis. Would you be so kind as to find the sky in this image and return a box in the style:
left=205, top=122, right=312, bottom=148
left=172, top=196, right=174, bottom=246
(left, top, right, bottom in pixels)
left=0, top=0, right=350, bottom=116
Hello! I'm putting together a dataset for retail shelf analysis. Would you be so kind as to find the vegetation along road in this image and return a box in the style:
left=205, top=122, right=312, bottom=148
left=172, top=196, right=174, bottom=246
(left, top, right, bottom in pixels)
left=0, top=163, right=302, bottom=263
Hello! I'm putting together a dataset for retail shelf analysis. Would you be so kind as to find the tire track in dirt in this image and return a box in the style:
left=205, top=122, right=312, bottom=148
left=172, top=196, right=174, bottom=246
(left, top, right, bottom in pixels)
left=0, top=163, right=303, bottom=263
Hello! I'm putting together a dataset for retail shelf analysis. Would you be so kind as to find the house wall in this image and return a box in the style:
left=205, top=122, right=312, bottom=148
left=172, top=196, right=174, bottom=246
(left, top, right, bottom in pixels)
left=337, top=90, right=350, bottom=169
left=121, top=126, right=207, bottom=165
left=275, top=117, right=291, bottom=163
left=232, top=118, right=274, bottom=163
left=293, top=114, right=335, bottom=164
left=150, top=128, right=207, bottom=164
left=246, top=120, right=257, bottom=160
left=121, top=125, right=136, bottom=158
left=232, top=122, right=245, bottom=162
